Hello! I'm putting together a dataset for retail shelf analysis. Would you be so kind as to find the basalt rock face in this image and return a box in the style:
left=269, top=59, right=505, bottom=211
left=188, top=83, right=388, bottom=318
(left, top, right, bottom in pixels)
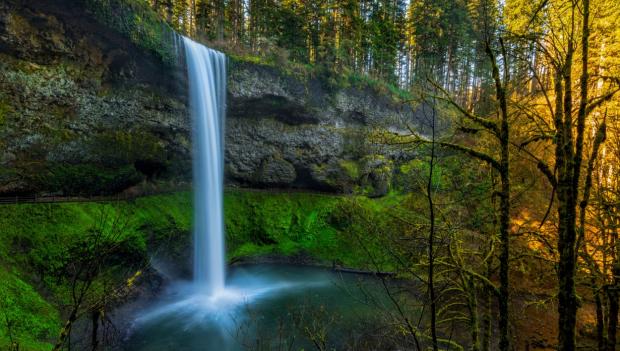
left=0, top=0, right=422, bottom=196
left=225, top=62, right=421, bottom=193
left=0, top=0, right=190, bottom=195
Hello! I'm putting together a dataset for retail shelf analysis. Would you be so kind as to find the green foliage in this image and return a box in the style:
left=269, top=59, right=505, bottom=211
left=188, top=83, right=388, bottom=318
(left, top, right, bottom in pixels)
left=84, top=0, right=177, bottom=65
left=91, top=131, right=166, bottom=166
left=0, top=188, right=411, bottom=271
left=223, top=190, right=415, bottom=271
left=0, top=96, right=13, bottom=126
left=327, top=193, right=415, bottom=271
left=338, top=160, right=360, bottom=180
left=224, top=190, right=341, bottom=260
left=318, top=66, right=412, bottom=102
left=0, top=197, right=183, bottom=348
left=229, top=54, right=411, bottom=104
left=0, top=191, right=333, bottom=272
left=398, top=159, right=446, bottom=190
left=0, top=270, right=59, bottom=351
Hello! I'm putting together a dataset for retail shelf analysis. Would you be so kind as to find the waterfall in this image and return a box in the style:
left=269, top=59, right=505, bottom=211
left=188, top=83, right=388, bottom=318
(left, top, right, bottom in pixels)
left=183, top=36, right=227, bottom=295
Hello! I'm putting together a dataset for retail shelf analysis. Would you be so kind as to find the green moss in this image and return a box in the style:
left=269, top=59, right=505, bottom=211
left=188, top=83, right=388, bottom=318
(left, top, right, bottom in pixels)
left=90, top=130, right=167, bottom=166
left=84, top=0, right=177, bottom=65
left=223, top=190, right=341, bottom=259
left=0, top=269, right=59, bottom=351
left=232, top=242, right=275, bottom=257
left=0, top=191, right=293, bottom=260
left=41, top=164, right=144, bottom=196
left=0, top=96, right=13, bottom=126
left=339, top=160, right=360, bottom=180
left=228, top=53, right=265, bottom=66
left=229, top=54, right=411, bottom=104
left=0, top=189, right=413, bottom=347
left=0, top=189, right=407, bottom=268
left=343, top=71, right=412, bottom=102
left=222, top=189, right=412, bottom=270
left=399, top=159, right=445, bottom=189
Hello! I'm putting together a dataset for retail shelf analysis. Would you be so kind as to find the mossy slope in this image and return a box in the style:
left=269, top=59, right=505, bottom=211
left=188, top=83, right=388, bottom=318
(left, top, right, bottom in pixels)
left=0, top=189, right=407, bottom=350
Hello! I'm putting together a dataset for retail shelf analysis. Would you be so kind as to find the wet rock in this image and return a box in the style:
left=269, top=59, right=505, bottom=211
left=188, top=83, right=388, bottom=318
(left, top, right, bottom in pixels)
left=257, top=156, right=296, bottom=186
left=361, top=155, right=393, bottom=197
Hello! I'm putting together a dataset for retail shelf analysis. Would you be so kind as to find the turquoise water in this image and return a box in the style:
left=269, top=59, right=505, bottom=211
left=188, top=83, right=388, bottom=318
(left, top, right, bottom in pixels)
left=125, top=264, right=390, bottom=350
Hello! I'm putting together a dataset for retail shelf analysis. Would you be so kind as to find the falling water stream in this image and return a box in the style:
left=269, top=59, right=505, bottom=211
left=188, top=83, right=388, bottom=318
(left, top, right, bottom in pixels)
left=126, top=36, right=392, bottom=351
left=183, top=36, right=226, bottom=295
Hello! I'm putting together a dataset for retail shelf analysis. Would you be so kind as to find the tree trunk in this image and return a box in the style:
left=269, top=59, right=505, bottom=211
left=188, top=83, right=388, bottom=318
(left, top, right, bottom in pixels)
left=498, top=136, right=510, bottom=351
left=482, top=268, right=492, bottom=351
left=606, top=284, right=618, bottom=351
left=53, top=308, right=79, bottom=351
left=607, top=223, right=619, bottom=351
left=557, top=0, right=590, bottom=347
left=91, top=309, right=100, bottom=351
left=594, top=282, right=606, bottom=351
left=487, top=39, right=511, bottom=351
left=554, top=47, right=578, bottom=348
left=216, top=0, right=224, bottom=41
left=427, top=98, right=438, bottom=351
left=467, top=275, right=481, bottom=351
left=556, top=115, right=578, bottom=351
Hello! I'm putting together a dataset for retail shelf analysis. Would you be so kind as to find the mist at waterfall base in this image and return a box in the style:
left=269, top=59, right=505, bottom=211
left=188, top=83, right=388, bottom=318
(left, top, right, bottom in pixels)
left=126, top=37, right=388, bottom=350
left=126, top=264, right=390, bottom=350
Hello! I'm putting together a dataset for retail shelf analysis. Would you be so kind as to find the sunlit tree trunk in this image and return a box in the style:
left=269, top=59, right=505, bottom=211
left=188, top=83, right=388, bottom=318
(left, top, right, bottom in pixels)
left=607, top=222, right=619, bottom=351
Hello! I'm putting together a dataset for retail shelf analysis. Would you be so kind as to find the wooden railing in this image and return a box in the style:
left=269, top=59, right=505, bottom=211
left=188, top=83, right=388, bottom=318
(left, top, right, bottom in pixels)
left=0, top=185, right=192, bottom=205
left=0, top=193, right=144, bottom=205
left=0, top=185, right=337, bottom=205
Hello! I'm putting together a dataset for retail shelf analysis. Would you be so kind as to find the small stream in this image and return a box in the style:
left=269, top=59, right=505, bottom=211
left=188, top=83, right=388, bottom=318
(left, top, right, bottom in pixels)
left=125, top=264, right=392, bottom=350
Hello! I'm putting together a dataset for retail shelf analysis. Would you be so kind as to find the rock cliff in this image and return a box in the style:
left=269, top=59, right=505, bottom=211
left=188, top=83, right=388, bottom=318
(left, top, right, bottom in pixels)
left=0, top=0, right=422, bottom=196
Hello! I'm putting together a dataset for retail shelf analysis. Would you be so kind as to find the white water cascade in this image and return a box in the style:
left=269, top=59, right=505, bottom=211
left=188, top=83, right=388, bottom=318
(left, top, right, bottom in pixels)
left=131, top=38, right=333, bottom=346
left=183, top=36, right=227, bottom=295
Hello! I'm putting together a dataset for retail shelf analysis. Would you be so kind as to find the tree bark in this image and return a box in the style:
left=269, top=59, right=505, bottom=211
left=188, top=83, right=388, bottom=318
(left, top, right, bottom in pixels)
left=594, top=282, right=606, bottom=351
left=216, top=0, right=225, bottom=41
left=466, top=275, right=481, bottom=351
left=427, top=99, right=438, bottom=351
left=482, top=269, right=492, bottom=351
left=486, top=38, right=511, bottom=351
left=607, top=222, right=619, bottom=351
left=554, top=43, right=577, bottom=350
left=91, top=309, right=100, bottom=351
left=556, top=87, right=578, bottom=351
left=53, top=308, right=78, bottom=351
left=606, top=284, right=618, bottom=351
left=557, top=0, right=589, bottom=348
